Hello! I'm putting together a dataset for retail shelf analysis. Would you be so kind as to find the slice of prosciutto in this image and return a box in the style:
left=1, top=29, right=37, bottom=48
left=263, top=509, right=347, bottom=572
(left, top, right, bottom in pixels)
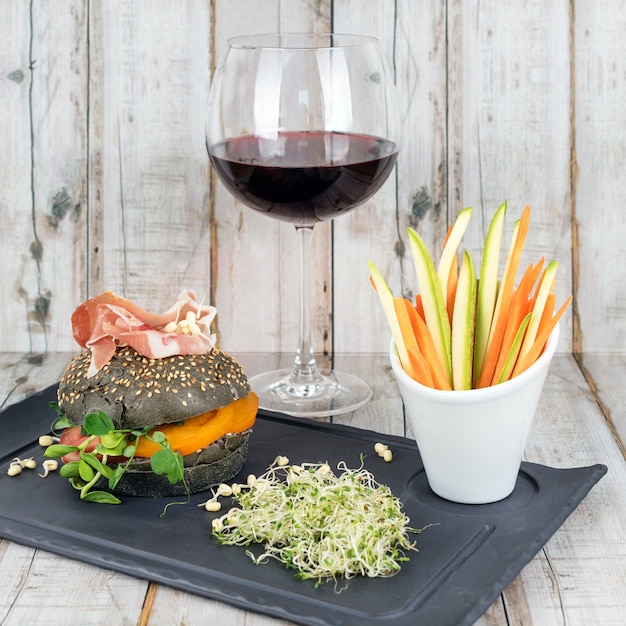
left=72, top=290, right=217, bottom=377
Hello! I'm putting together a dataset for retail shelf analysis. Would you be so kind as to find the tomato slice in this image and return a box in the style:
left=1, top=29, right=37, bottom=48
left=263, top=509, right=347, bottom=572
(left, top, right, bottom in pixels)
left=59, top=392, right=258, bottom=461
left=59, top=425, right=98, bottom=463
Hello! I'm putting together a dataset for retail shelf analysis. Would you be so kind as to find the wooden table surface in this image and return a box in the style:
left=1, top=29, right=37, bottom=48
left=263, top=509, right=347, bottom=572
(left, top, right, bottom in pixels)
left=1, top=351, right=624, bottom=626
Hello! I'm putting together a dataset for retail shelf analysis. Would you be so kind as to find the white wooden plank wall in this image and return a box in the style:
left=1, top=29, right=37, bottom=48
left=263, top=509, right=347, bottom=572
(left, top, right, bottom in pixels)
left=575, top=0, right=626, bottom=354
left=1, top=1, right=624, bottom=356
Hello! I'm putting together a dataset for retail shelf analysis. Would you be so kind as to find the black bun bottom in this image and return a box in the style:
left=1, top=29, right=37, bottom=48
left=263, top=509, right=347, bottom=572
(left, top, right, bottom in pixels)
left=100, top=430, right=250, bottom=497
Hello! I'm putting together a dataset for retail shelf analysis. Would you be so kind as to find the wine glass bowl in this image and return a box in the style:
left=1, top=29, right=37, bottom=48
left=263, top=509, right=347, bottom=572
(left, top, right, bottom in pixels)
left=207, top=33, right=400, bottom=416
left=208, top=131, right=398, bottom=226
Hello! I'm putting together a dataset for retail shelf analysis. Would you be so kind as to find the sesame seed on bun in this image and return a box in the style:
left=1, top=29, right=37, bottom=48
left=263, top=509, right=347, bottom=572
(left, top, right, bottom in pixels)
left=58, top=347, right=251, bottom=430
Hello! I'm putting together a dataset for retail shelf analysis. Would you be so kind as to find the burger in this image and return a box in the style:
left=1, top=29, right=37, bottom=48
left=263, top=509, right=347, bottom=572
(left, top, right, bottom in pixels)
left=51, top=290, right=258, bottom=499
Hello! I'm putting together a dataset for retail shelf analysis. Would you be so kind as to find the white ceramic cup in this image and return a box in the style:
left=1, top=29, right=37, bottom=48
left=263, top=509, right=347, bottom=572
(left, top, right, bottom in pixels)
left=389, top=324, right=559, bottom=504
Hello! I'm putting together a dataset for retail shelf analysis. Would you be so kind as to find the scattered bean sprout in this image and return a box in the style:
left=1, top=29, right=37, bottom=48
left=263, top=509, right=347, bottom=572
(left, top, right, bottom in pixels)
left=12, top=456, right=37, bottom=470
left=374, top=442, right=393, bottom=462
left=7, top=463, right=22, bottom=477
left=39, top=435, right=59, bottom=447
left=39, top=459, right=59, bottom=478
left=374, top=442, right=388, bottom=456
left=211, top=457, right=420, bottom=588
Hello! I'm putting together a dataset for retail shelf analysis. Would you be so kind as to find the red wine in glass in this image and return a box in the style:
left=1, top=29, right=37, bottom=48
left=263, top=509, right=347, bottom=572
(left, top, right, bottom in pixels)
left=206, top=33, right=400, bottom=417
left=209, top=131, right=398, bottom=226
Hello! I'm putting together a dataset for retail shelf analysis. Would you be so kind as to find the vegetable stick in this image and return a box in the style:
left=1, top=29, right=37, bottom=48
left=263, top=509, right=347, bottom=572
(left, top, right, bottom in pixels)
left=526, top=258, right=545, bottom=286
left=394, top=297, right=438, bottom=387
left=495, top=313, right=532, bottom=384
left=415, top=294, right=425, bottom=321
left=446, top=256, right=458, bottom=324
left=490, top=259, right=544, bottom=385
left=368, top=261, right=410, bottom=372
left=441, top=220, right=457, bottom=325
left=407, top=228, right=453, bottom=386
left=438, top=206, right=472, bottom=310
left=539, top=293, right=556, bottom=330
left=403, top=299, right=452, bottom=390
left=451, top=250, right=477, bottom=390
left=517, top=261, right=559, bottom=365
left=393, top=297, right=420, bottom=366
left=475, top=206, right=531, bottom=388
left=474, top=201, right=507, bottom=385
left=407, top=345, right=435, bottom=388
left=512, top=294, right=572, bottom=377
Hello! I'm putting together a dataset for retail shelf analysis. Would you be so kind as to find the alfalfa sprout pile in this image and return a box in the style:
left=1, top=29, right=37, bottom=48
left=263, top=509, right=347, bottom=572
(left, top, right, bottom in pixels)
left=210, top=456, right=420, bottom=588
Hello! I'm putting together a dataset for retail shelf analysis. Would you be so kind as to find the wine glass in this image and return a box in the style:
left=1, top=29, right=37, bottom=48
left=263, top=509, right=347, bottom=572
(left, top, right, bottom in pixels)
left=206, top=33, right=400, bottom=417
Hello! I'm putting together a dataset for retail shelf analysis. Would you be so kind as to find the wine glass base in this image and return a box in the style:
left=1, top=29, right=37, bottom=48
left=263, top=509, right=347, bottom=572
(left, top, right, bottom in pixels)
left=249, top=369, right=373, bottom=418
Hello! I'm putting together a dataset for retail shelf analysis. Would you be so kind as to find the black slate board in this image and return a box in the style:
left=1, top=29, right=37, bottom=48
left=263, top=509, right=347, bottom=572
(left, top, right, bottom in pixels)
left=0, top=384, right=607, bottom=626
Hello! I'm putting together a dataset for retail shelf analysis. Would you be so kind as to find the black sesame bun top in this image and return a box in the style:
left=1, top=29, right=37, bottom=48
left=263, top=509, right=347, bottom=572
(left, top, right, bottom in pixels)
left=58, top=346, right=251, bottom=430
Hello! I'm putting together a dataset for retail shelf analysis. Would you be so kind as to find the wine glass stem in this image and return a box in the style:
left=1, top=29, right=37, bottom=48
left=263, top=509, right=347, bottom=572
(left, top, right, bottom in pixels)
left=293, top=225, right=320, bottom=381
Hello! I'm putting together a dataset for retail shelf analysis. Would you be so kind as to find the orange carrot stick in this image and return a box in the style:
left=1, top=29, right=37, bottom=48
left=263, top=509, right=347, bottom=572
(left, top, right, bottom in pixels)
left=538, top=293, right=556, bottom=330
left=495, top=312, right=532, bottom=384
left=476, top=206, right=532, bottom=388
left=512, top=294, right=572, bottom=377
left=403, top=299, right=452, bottom=390
left=491, top=259, right=544, bottom=385
left=393, top=297, right=419, bottom=376
left=415, top=294, right=425, bottom=321
left=407, top=345, right=435, bottom=388
left=517, top=261, right=559, bottom=365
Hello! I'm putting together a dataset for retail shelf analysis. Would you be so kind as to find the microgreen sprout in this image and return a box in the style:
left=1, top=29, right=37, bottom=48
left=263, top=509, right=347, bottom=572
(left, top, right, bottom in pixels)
left=48, top=402, right=73, bottom=433
left=44, top=404, right=188, bottom=514
left=211, top=457, right=420, bottom=588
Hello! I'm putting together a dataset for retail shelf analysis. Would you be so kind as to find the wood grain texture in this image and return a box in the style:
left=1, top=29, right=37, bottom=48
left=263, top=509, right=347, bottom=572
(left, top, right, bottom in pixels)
left=331, top=1, right=449, bottom=354
left=1, top=4, right=624, bottom=350
left=576, top=354, right=626, bottom=457
left=1, top=0, right=88, bottom=353
left=0, top=1, right=32, bottom=353
left=0, top=542, right=148, bottom=626
left=447, top=0, right=574, bottom=353
left=88, top=1, right=213, bottom=316
left=574, top=0, right=626, bottom=354
left=330, top=1, right=401, bottom=355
